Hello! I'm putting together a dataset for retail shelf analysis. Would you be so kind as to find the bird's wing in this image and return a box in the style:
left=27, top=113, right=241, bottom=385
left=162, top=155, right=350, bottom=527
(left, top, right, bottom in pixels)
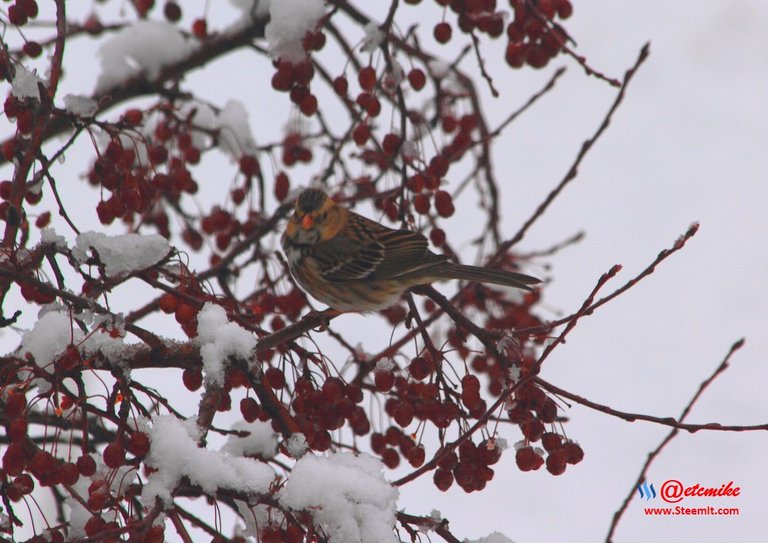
left=314, top=213, right=446, bottom=282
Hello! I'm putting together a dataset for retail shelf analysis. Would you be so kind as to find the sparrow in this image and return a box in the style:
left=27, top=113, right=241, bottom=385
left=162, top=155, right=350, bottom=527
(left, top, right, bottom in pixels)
left=281, top=188, right=540, bottom=312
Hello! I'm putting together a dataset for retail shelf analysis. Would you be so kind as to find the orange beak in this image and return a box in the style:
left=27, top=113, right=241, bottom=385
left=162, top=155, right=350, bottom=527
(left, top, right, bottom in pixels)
left=301, top=214, right=314, bottom=230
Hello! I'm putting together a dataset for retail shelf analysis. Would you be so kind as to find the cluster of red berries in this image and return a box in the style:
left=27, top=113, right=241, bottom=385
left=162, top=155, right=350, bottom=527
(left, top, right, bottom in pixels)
left=440, top=112, right=479, bottom=161
left=507, top=380, right=584, bottom=474
left=270, top=30, right=326, bottom=117
left=290, top=377, right=370, bottom=451
left=157, top=281, right=209, bottom=337
left=6, top=0, right=38, bottom=27
left=433, top=438, right=501, bottom=493
left=506, top=0, right=572, bottom=69
left=282, top=132, right=313, bottom=167
left=18, top=279, right=56, bottom=305
left=515, top=434, right=583, bottom=475
left=404, top=0, right=572, bottom=70
left=433, top=0, right=506, bottom=44
left=89, top=137, right=162, bottom=227
left=371, top=425, right=426, bottom=469
left=245, top=288, right=307, bottom=327
left=4, top=95, right=42, bottom=152
left=2, top=384, right=161, bottom=543
left=376, top=362, right=463, bottom=430
left=405, top=153, right=456, bottom=228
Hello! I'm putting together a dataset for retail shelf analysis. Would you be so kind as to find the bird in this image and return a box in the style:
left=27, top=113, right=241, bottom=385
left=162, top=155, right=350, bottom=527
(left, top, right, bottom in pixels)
left=281, top=188, right=541, bottom=313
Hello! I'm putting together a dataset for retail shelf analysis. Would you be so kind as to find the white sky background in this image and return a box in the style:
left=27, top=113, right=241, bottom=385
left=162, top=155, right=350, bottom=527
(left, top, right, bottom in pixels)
left=3, top=1, right=768, bottom=542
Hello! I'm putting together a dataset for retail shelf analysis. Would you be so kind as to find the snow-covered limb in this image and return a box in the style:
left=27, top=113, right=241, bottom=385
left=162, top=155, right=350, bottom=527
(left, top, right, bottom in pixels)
left=72, top=232, right=171, bottom=278
left=142, top=416, right=275, bottom=506
left=279, top=453, right=399, bottom=543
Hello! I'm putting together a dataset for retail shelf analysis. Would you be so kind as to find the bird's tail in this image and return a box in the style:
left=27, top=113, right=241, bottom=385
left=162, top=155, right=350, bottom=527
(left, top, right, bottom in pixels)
left=436, top=263, right=541, bottom=291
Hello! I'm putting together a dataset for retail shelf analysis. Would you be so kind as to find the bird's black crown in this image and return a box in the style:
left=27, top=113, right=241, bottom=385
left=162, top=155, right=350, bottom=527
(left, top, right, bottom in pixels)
left=296, top=188, right=328, bottom=213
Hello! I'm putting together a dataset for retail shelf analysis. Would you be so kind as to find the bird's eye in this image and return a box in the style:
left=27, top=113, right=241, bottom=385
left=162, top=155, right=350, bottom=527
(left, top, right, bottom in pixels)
left=318, top=212, right=327, bottom=221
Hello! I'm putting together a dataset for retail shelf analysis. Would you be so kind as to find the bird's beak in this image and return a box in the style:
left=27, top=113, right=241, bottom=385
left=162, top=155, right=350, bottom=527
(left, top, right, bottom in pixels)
left=301, top=214, right=314, bottom=230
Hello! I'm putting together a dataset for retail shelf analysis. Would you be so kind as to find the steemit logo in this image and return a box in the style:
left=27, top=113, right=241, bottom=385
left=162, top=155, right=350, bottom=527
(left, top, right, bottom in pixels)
left=637, top=481, right=657, bottom=500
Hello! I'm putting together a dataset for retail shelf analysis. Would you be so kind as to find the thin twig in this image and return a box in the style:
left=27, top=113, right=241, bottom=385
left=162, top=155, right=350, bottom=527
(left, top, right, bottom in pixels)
left=604, top=338, right=746, bottom=542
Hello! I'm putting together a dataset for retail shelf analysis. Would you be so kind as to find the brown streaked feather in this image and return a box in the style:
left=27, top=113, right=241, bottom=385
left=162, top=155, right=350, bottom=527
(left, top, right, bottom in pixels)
left=314, top=211, right=449, bottom=282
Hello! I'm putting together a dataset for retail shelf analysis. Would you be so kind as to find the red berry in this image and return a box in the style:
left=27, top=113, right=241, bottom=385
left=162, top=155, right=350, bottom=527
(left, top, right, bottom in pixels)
left=3, top=443, right=28, bottom=476
left=293, top=61, right=314, bottom=85
left=182, top=367, right=203, bottom=391
left=265, top=367, right=286, bottom=389
left=274, top=172, right=290, bottom=201
left=521, top=418, right=545, bottom=442
left=358, top=66, right=377, bottom=91
left=407, top=446, right=426, bottom=467
left=19, top=0, right=40, bottom=19
left=557, top=0, right=573, bottom=19
left=239, top=155, right=260, bottom=177
left=29, top=450, right=56, bottom=477
left=135, top=0, right=154, bottom=15
left=352, top=123, right=371, bottom=146
left=428, top=155, right=450, bottom=177
left=515, top=446, right=544, bottom=471
left=538, top=0, right=556, bottom=19
left=240, top=397, right=260, bottom=422
left=381, top=447, right=400, bottom=469
left=84, top=516, right=106, bottom=537
left=127, top=432, right=150, bottom=457
left=434, top=190, right=455, bottom=218
left=406, top=173, right=426, bottom=193
left=374, top=370, right=395, bottom=392
left=2, top=140, right=16, bottom=161
left=122, top=108, right=143, bottom=125
left=8, top=5, right=28, bottom=26
left=59, top=462, right=80, bottom=486
left=546, top=448, right=568, bottom=475
left=434, top=22, right=452, bottom=43
left=175, top=303, right=196, bottom=324
left=371, top=433, right=387, bottom=454
left=164, top=2, right=182, bottom=21
left=299, top=94, right=318, bottom=116
left=541, top=432, right=562, bottom=452
left=429, top=228, right=446, bottom=247
left=563, top=441, right=584, bottom=464
left=433, top=467, right=454, bottom=491
left=103, top=442, right=126, bottom=468
left=23, top=41, right=42, bottom=57
left=408, top=356, right=433, bottom=380
left=192, top=18, right=207, bottom=39
left=14, top=473, right=35, bottom=495
left=332, top=75, right=349, bottom=96
left=382, top=133, right=401, bottom=156
left=0, top=180, right=13, bottom=200
left=158, top=293, right=179, bottom=313
left=392, top=401, right=414, bottom=427
left=76, top=455, right=97, bottom=476
left=407, top=68, right=426, bottom=90
left=412, top=193, right=430, bottom=214
left=526, top=45, right=551, bottom=69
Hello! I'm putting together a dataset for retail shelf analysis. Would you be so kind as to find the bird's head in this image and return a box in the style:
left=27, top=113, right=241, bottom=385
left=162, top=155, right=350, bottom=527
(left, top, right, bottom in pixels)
left=285, top=188, right=342, bottom=244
